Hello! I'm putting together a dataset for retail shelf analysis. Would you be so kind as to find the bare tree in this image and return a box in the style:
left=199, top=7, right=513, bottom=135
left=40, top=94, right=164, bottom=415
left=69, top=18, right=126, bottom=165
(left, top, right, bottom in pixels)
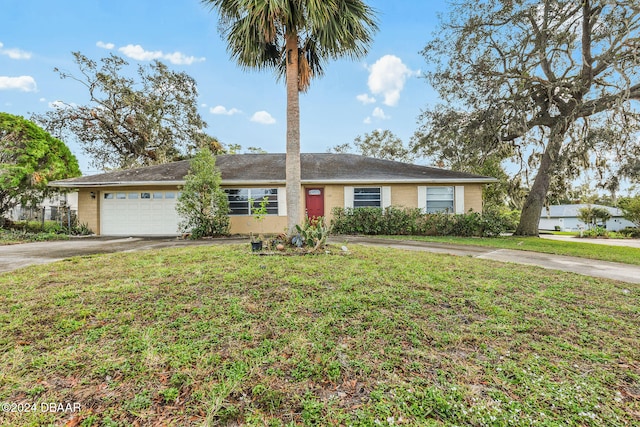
left=414, top=0, right=640, bottom=235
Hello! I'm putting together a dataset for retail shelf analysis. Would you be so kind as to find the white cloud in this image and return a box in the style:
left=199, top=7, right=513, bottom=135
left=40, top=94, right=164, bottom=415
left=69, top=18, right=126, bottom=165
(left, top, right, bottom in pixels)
left=372, top=107, right=390, bottom=120
left=356, top=93, right=376, bottom=105
left=0, top=42, right=32, bottom=60
left=48, top=100, right=66, bottom=108
left=118, top=44, right=205, bottom=65
left=96, top=41, right=115, bottom=49
left=163, top=51, right=205, bottom=65
left=210, top=105, right=241, bottom=115
left=0, top=76, right=37, bottom=92
left=39, top=97, right=46, bottom=102
left=363, top=117, right=372, bottom=124
left=119, top=44, right=163, bottom=61
left=250, top=111, right=276, bottom=125
left=367, top=55, right=414, bottom=106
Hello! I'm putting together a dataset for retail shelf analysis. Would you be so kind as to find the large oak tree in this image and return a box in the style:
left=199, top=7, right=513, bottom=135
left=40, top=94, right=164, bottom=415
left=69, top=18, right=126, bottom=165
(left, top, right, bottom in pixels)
left=203, top=0, right=377, bottom=232
left=0, top=113, right=80, bottom=221
left=35, top=52, right=211, bottom=170
left=413, top=0, right=640, bottom=235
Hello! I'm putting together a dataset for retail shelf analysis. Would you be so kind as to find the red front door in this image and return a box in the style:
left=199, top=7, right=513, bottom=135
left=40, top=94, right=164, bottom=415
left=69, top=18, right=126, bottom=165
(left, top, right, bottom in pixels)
left=305, top=188, right=324, bottom=220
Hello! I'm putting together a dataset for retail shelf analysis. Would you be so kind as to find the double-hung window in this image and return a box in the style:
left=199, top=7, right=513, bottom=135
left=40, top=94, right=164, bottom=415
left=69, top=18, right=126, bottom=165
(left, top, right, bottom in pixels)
left=225, top=188, right=279, bottom=215
left=354, top=187, right=382, bottom=208
left=426, top=186, right=455, bottom=213
left=344, top=186, right=391, bottom=209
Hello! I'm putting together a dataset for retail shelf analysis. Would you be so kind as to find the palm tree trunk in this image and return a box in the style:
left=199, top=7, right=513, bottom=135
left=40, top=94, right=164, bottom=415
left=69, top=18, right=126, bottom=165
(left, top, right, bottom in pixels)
left=514, top=124, right=568, bottom=236
left=285, top=33, right=302, bottom=234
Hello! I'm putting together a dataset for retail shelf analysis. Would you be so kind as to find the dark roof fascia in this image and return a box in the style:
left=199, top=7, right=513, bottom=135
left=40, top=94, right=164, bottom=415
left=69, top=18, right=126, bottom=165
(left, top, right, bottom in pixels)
left=302, top=178, right=497, bottom=185
left=52, top=177, right=497, bottom=189
left=51, top=180, right=185, bottom=188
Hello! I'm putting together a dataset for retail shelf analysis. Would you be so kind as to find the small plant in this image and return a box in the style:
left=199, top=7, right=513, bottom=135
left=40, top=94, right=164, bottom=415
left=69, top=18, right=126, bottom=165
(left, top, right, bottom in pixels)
left=250, top=196, right=270, bottom=223
left=159, top=387, right=180, bottom=404
left=581, top=226, right=609, bottom=238
left=291, top=217, right=330, bottom=252
left=71, top=222, right=93, bottom=236
left=249, top=196, right=270, bottom=250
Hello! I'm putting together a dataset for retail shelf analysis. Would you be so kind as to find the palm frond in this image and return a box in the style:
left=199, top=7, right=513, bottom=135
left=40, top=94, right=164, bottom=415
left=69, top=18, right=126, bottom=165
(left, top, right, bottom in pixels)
left=204, top=0, right=378, bottom=87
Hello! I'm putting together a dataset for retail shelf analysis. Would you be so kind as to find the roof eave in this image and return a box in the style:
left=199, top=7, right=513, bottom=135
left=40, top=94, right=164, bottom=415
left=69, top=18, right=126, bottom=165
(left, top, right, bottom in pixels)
left=301, top=178, right=498, bottom=185
left=50, top=177, right=497, bottom=188
left=48, top=180, right=186, bottom=188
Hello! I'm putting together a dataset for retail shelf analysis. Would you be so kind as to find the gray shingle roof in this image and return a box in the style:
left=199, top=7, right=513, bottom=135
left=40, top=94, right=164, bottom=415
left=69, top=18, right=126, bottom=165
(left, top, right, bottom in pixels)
left=50, top=153, right=496, bottom=187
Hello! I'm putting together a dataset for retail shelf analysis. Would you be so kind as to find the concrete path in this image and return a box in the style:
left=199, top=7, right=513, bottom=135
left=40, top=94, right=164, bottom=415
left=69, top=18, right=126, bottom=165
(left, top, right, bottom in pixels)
left=336, top=236, right=640, bottom=284
left=540, top=234, right=640, bottom=248
left=2, top=235, right=639, bottom=284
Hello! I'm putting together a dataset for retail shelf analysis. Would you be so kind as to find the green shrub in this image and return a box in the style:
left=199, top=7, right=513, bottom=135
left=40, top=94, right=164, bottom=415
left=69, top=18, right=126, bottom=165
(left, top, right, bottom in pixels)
left=331, top=206, right=513, bottom=237
left=66, top=222, right=93, bottom=236
left=619, top=227, right=640, bottom=238
left=43, top=221, right=63, bottom=234
left=176, top=148, right=230, bottom=238
left=581, top=226, right=608, bottom=238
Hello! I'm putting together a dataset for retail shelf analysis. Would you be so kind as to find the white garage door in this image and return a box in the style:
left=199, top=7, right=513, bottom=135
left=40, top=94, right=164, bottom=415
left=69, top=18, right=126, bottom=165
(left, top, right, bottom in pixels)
left=101, top=190, right=181, bottom=236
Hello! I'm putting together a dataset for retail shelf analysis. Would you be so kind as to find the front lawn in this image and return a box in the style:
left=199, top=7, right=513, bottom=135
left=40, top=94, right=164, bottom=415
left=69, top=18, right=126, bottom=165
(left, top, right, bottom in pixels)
left=380, top=235, right=640, bottom=266
left=0, top=245, right=638, bottom=426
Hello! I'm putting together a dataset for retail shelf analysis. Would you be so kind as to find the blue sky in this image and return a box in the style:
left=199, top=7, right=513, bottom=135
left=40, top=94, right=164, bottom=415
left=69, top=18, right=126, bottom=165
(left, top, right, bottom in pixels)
left=1, top=1, right=447, bottom=174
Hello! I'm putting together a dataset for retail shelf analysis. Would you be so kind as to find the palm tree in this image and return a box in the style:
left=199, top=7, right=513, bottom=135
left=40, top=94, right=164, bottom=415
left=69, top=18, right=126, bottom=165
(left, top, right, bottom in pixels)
left=202, top=0, right=378, bottom=233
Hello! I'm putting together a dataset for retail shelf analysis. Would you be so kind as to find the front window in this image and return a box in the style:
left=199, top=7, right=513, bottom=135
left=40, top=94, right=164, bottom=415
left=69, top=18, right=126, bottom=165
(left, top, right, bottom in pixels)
left=225, top=188, right=278, bottom=215
left=354, top=187, right=381, bottom=208
left=426, top=186, right=454, bottom=213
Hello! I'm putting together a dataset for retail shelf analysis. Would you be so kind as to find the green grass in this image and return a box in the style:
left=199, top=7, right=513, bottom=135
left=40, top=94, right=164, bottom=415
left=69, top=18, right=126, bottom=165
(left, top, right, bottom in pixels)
left=1, top=245, right=639, bottom=426
left=379, top=235, right=640, bottom=266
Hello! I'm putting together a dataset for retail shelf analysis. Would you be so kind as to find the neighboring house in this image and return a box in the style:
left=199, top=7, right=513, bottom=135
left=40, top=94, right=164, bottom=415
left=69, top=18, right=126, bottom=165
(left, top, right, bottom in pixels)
left=9, top=192, right=78, bottom=222
left=539, top=204, right=635, bottom=232
left=49, top=153, right=496, bottom=236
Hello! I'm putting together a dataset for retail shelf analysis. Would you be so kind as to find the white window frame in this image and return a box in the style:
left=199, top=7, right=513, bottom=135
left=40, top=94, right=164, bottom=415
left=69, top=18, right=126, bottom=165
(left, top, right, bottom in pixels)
left=225, top=188, right=286, bottom=216
left=418, top=186, right=465, bottom=214
left=344, top=186, right=391, bottom=209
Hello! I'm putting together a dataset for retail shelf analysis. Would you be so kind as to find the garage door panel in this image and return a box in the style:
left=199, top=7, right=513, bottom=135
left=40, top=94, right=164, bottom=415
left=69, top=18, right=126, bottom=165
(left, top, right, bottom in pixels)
left=101, top=190, right=181, bottom=236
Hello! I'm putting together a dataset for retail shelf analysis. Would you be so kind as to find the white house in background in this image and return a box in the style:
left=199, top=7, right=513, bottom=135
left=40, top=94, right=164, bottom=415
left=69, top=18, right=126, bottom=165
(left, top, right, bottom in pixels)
left=539, top=204, right=635, bottom=231
left=9, top=192, right=78, bottom=222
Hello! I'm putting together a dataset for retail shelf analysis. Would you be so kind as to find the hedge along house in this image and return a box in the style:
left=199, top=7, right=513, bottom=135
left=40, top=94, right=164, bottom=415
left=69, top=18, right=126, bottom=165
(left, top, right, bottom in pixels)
left=49, top=153, right=497, bottom=236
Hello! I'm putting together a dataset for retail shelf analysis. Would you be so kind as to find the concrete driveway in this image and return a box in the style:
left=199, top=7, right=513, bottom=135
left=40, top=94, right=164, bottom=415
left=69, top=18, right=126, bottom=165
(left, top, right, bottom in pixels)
left=0, top=236, right=245, bottom=274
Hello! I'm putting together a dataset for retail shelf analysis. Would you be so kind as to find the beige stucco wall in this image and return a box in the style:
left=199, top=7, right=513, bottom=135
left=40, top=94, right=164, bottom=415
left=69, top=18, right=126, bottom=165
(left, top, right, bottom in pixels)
left=77, top=189, right=100, bottom=234
left=463, top=183, right=484, bottom=213
left=390, top=184, right=419, bottom=208
left=319, top=183, right=484, bottom=218
left=77, top=183, right=485, bottom=235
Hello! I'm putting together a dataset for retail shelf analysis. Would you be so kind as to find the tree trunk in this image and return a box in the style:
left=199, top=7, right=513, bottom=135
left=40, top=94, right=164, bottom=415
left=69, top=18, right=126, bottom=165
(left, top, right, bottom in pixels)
left=285, top=33, right=302, bottom=234
left=514, top=125, right=567, bottom=236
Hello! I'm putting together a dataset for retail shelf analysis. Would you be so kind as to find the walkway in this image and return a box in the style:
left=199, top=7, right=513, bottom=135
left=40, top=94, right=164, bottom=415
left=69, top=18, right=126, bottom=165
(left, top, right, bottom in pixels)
left=336, top=236, right=640, bottom=284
